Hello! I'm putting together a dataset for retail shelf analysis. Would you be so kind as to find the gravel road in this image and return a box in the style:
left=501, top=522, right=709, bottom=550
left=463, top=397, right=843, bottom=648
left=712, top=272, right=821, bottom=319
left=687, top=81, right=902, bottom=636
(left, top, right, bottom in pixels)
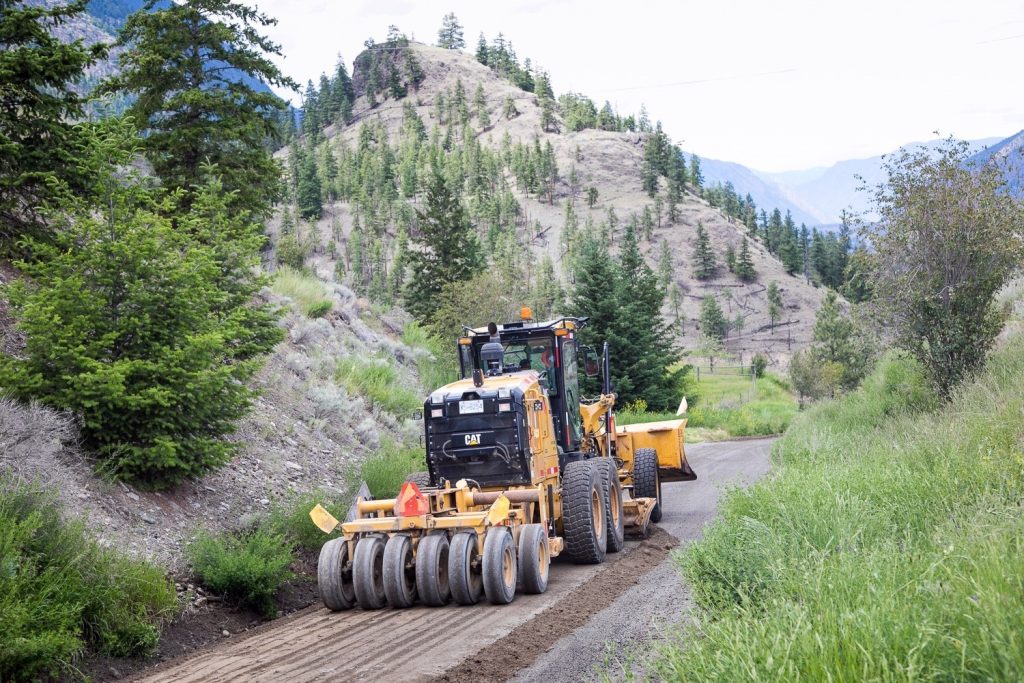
left=136, top=438, right=773, bottom=683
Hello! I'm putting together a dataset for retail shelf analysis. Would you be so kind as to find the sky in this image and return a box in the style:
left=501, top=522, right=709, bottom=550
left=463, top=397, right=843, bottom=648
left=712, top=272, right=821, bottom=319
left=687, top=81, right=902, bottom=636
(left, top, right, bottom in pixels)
left=248, top=0, right=1024, bottom=172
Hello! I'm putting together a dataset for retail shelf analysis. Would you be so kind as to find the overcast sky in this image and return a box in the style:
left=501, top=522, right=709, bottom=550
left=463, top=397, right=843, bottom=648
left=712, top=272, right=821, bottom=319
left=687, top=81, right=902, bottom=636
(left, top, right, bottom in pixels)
left=249, top=0, right=1024, bottom=172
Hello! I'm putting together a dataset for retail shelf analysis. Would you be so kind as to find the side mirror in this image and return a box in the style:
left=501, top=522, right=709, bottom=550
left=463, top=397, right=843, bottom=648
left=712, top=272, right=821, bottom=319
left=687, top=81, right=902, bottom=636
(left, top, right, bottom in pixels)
left=412, top=409, right=423, bottom=421
left=582, top=346, right=600, bottom=377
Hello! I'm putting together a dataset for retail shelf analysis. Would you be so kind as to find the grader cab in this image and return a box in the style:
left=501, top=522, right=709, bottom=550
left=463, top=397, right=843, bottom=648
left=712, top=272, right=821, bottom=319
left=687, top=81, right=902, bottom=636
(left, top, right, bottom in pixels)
left=310, top=310, right=696, bottom=610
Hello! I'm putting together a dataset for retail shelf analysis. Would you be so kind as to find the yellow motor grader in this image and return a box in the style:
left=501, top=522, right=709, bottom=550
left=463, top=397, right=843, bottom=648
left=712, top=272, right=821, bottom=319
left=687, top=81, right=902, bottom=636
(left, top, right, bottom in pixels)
left=310, top=310, right=696, bottom=609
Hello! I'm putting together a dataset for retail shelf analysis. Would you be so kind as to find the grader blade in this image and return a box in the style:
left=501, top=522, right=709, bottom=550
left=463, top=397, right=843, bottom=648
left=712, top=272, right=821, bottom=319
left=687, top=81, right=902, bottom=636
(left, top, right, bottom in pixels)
left=309, top=504, right=340, bottom=534
left=623, top=497, right=656, bottom=538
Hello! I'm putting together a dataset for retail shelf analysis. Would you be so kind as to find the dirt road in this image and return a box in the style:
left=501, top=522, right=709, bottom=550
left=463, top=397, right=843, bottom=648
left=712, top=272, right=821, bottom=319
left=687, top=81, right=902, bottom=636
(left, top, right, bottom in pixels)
left=138, top=438, right=773, bottom=683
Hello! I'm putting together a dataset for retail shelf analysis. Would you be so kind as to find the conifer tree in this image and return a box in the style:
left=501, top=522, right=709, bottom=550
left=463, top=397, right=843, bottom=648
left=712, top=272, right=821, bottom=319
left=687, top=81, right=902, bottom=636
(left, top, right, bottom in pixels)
left=767, top=281, right=783, bottom=332
left=405, top=166, right=481, bottom=322
left=437, top=12, right=465, bottom=49
left=725, top=244, right=737, bottom=273
left=735, top=236, right=757, bottom=282
left=106, top=0, right=296, bottom=216
left=586, top=186, right=599, bottom=208
left=503, top=94, right=519, bottom=119
left=475, top=33, right=489, bottom=63
left=657, top=239, right=673, bottom=289
left=692, top=221, right=717, bottom=280
left=689, top=154, right=703, bottom=190
left=0, top=0, right=107, bottom=243
left=699, top=295, right=727, bottom=341
left=296, top=151, right=322, bottom=220
left=474, top=83, right=491, bottom=128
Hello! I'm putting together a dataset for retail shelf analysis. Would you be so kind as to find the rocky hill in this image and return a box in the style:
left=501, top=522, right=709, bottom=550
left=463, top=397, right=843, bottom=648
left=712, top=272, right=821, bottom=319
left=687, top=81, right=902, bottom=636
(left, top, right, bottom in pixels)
left=279, top=42, right=831, bottom=368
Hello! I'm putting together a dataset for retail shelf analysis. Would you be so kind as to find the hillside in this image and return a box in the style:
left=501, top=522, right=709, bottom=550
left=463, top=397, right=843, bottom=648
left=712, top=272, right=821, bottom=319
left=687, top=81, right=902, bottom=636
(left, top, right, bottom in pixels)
left=280, top=42, right=830, bottom=368
left=970, top=129, right=1024, bottom=196
left=698, top=154, right=823, bottom=226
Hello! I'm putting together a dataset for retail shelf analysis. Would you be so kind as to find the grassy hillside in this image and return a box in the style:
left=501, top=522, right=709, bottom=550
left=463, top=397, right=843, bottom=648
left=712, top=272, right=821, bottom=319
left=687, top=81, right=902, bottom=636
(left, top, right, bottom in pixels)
left=654, top=339, right=1024, bottom=679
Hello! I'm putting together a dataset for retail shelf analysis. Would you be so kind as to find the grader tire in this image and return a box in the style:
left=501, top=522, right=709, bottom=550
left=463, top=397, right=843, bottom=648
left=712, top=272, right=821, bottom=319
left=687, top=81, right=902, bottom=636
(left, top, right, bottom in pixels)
left=317, top=537, right=355, bottom=610
left=449, top=532, right=484, bottom=606
left=596, top=459, right=625, bottom=553
left=517, top=523, right=550, bottom=594
left=563, top=460, right=607, bottom=564
left=482, top=528, right=517, bottom=605
left=404, top=471, right=432, bottom=489
left=353, top=535, right=387, bottom=610
left=383, top=534, right=417, bottom=608
left=634, top=448, right=663, bottom=523
left=415, top=533, right=451, bottom=606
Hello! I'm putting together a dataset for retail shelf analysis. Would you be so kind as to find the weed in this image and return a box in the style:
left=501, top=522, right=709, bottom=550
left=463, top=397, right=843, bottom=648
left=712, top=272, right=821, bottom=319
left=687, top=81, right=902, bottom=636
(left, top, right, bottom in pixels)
left=272, top=266, right=332, bottom=318
left=361, top=439, right=425, bottom=498
left=188, top=528, right=294, bottom=618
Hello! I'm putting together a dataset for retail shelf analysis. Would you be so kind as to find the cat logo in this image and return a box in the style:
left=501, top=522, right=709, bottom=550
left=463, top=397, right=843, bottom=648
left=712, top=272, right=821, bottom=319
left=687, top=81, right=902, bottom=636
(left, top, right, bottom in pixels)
left=464, top=433, right=482, bottom=446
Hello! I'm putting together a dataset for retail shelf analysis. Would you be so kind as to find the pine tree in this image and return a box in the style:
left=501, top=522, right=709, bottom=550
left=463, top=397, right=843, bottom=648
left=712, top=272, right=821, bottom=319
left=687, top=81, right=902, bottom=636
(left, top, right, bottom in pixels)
left=405, top=166, right=481, bottom=322
left=725, top=244, right=737, bottom=273
left=475, top=33, right=489, bottom=63
left=692, top=221, right=717, bottom=280
left=572, top=230, right=622, bottom=394
left=531, top=255, right=564, bottom=319
left=735, top=236, right=757, bottom=282
left=586, top=186, right=599, bottom=208
left=503, top=94, right=519, bottom=119
left=812, top=290, right=865, bottom=390
left=296, top=150, right=322, bottom=220
left=689, top=154, right=703, bottom=190
left=105, top=0, right=297, bottom=216
left=767, top=281, right=783, bottom=332
left=0, top=0, right=107, bottom=243
left=657, top=239, right=673, bottom=289
left=699, top=295, right=727, bottom=341
left=473, top=83, right=490, bottom=128
left=437, top=12, right=465, bottom=49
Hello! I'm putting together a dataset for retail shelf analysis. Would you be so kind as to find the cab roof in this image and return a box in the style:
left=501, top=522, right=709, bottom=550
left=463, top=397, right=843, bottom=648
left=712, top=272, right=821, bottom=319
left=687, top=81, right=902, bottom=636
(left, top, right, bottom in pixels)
left=465, top=316, right=588, bottom=337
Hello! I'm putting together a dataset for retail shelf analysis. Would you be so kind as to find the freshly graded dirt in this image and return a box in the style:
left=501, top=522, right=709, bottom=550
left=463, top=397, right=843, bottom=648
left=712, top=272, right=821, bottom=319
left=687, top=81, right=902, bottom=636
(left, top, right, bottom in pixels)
left=134, top=439, right=774, bottom=683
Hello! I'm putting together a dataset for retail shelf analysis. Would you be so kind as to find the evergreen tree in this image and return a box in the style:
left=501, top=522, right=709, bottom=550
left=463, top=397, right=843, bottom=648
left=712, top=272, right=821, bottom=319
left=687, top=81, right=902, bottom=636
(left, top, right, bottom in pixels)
left=296, top=150, right=322, bottom=219
left=586, top=186, right=599, bottom=208
left=735, top=236, right=757, bottom=282
left=767, top=281, right=783, bottom=332
left=503, top=94, right=519, bottom=119
left=812, top=290, right=867, bottom=390
left=473, top=83, right=491, bottom=128
left=405, top=166, right=481, bottom=322
left=699, top=295, right=727, bottom=340
left=725, top=244, right=736, bottom=273
left=0, top=120, right=280, bottom=488
left=689, top=154, right=703, bottom=190
left=0, top=0, right=107, bottom=243
left=692, top=221, right=717, bottom=279
left=572, top=230, right=622, bottom=393
left=106, top=0, right=297, bottom=216
left=475, top=33, right=489, bottom=63
left=437, top=12, right=465, bottom=49
left=531, top=255, right=564, bottom=319
left=657, top=239, right=673, bottom=289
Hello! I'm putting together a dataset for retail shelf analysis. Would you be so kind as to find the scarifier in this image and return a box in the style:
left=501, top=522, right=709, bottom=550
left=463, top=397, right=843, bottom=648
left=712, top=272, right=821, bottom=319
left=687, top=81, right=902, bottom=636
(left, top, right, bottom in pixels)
left=309, top=309, right=696, bottom=609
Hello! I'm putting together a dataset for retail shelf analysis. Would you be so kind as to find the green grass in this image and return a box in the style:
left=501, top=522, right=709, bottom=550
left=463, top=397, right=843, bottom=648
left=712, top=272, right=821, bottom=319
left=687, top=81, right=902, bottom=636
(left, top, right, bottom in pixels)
left=653, top=341, right=1024, bottom=681
left=335, top=355, right=421, bottom=416
left=361, top=439, right=426, bottom=499
left=0, top=482, right=177, bottom=680
left=267, top=489, right=349, bottom=552
left=617, top=371, right=798, bottom=441
left=402, top=322, right=459, bottom=395
left=188, top=528, right=295, bottom=618
left=272, top=266, right=333, bottom=318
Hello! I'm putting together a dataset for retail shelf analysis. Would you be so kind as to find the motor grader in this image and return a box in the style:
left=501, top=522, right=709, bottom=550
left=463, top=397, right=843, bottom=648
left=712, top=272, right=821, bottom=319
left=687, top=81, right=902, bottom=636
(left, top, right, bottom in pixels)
left=309, top=309, right=696, bottom=610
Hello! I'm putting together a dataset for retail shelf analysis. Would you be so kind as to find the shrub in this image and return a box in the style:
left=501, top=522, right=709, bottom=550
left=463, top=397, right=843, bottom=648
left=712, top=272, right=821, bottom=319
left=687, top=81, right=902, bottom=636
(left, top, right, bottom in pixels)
left=0, top=123, right=279, bottom=488
left=273, top=266, right=333, bottom=318
left=188, top=528, right=294, bottom=618
left=276, top=232, right=309, bottom=269
left=0, top=482, right=176, bottom=680
left=305, top=299, right=333, bottom=318
left=361, top=440, right=425, bottom=498
left=336, top=355, right=421, bottom=416
left=751, top=353, right=767, bottom=378
left=402, top=322, right=459, bottom=394
left=268, top=490, right=348, bottom=552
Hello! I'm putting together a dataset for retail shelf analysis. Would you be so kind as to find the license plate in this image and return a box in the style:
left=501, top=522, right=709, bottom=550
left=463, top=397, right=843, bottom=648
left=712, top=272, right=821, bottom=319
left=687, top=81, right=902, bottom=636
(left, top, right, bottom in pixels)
left=459, top=400, right=484, bottom=414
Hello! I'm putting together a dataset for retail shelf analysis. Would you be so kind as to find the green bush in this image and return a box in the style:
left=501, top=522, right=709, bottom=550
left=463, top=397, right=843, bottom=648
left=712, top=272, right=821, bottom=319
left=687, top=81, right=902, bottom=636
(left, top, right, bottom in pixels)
left=305, top=299, right=333, bottom=318
left=0, top=123, right=278, bottom=488
left=655, top=343, right=1024, bottom=680
left=268, top=490, right=348, bottom=552
left=189, top=528, right=294, bottom=618
left=275, top=232, right=309, bottom=269
left=0, top=482, right=176, bottom=681
left=336, top=355, right=421, bottom=416
left=361, top=440, right=425, bottom=498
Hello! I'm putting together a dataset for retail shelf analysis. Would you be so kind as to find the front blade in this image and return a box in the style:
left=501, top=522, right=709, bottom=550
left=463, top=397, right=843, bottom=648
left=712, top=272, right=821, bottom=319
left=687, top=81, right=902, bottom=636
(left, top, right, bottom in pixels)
left=309, top=504, right=340, bottom=534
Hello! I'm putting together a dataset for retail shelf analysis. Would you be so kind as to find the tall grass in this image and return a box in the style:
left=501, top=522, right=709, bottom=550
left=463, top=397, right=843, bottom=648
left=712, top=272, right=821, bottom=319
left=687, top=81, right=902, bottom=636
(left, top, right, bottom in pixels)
left=402, top=322, right=459, bottom=394
left=335, top=355, right=421, bottom=416
left=654, top=342, right=1024, bottom=680
left=272, top=266, right=333, bottom=318
left=361, top=439, right=426, bottom=498
left=0, top=482, right=177, bottom=680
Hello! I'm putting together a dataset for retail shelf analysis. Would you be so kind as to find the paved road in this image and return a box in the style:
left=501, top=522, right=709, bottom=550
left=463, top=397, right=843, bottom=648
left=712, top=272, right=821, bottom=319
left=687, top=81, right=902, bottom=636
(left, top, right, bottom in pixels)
left=138, top=439, right=773, bottom=683
left=510, top=437, right=774, bottom=682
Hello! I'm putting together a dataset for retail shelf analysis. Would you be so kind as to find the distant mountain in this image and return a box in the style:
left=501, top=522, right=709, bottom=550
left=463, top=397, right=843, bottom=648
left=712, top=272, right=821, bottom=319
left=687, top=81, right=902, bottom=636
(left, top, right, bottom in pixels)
left=696, top=154, right=825, bottom=226
left=969, top=129, right=1024, bottom=197
left=752, top=137, right=1003, bottom=225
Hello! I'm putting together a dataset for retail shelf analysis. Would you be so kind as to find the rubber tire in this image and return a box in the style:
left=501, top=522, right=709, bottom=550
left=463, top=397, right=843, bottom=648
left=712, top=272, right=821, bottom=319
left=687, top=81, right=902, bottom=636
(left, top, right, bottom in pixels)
left=415, top=534, right=451, bottom=606
left=449, top=532, right=484, bottom=605
left=596, top=459, right=626, bottom=553
left=517, top=524, right=550, bottom=594
left=383, top=534, right=417, bottom=608
left=634, top=448, right=663, bottom=523
left=317, top=537, right=355, bottom=610
left=482, top=527, right=517, bottom=605
left=562, top=460, right=607, bottom=564
left=405, top=471, right=432, bottom=489
left=353, top=535, right=387, bottom=610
